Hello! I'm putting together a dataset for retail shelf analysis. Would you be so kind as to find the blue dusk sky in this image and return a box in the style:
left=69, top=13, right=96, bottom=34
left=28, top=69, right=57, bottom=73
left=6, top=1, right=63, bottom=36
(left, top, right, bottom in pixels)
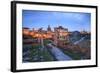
left=22, top=10, right=91, bottom=32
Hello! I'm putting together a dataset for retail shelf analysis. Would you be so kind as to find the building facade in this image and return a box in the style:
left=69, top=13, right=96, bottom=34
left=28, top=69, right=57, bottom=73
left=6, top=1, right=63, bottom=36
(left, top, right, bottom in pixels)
left=53, top=26, right=69, bottom=46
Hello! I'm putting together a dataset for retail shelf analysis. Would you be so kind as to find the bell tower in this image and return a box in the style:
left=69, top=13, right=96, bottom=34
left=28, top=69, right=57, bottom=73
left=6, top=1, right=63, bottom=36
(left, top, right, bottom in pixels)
left=47, top=25, right=51, bottom=31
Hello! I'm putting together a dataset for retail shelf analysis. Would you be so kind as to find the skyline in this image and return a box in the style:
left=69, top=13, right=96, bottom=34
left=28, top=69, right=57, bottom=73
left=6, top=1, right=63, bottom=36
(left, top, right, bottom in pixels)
left=22, top=10, right=91, bottom=32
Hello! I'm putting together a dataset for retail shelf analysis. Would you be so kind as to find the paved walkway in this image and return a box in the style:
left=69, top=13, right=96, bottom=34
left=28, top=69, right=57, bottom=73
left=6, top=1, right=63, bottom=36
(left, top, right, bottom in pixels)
left=74, top=37, right=85, bottom=45
left=48, top=44, right=72, bottom=61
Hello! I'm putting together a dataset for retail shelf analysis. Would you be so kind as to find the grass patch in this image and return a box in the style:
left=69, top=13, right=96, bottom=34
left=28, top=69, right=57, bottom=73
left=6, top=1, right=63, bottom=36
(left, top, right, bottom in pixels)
left=28, top=44, right=54, bottom=62
left=44, top=39, right=52, bottom=46
left=62, top=50, right=81, bottom=60
left=42, top=49, right=54, bottom=61
left=29, top=44, right=41, bottom=62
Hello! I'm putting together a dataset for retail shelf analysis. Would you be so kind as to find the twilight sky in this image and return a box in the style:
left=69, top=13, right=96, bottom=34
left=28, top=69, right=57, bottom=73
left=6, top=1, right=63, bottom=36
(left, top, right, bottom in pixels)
left=22, top=10, right=91, bottom=32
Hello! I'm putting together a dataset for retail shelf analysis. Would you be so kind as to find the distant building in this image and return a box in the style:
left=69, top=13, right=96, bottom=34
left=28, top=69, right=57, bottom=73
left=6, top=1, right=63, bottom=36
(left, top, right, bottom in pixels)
left=46, top=25, right=54, bottom=39
left=72, top=31, right=81, bottom=36
left=23, top=27, right=30, bottom=35
left=29, top=30, right=34, bottom=36
left=47, top=25, right=52, bottom=32
left=80, top=30, right=89, bottom=34
left=69, top=31, right=81, bottom=43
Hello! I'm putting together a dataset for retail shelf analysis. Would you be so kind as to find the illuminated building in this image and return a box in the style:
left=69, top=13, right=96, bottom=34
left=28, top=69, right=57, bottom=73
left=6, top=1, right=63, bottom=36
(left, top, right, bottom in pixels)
left=23, top=27, right=30, bottom=35
left=22, top=26, right=70, bottom=46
